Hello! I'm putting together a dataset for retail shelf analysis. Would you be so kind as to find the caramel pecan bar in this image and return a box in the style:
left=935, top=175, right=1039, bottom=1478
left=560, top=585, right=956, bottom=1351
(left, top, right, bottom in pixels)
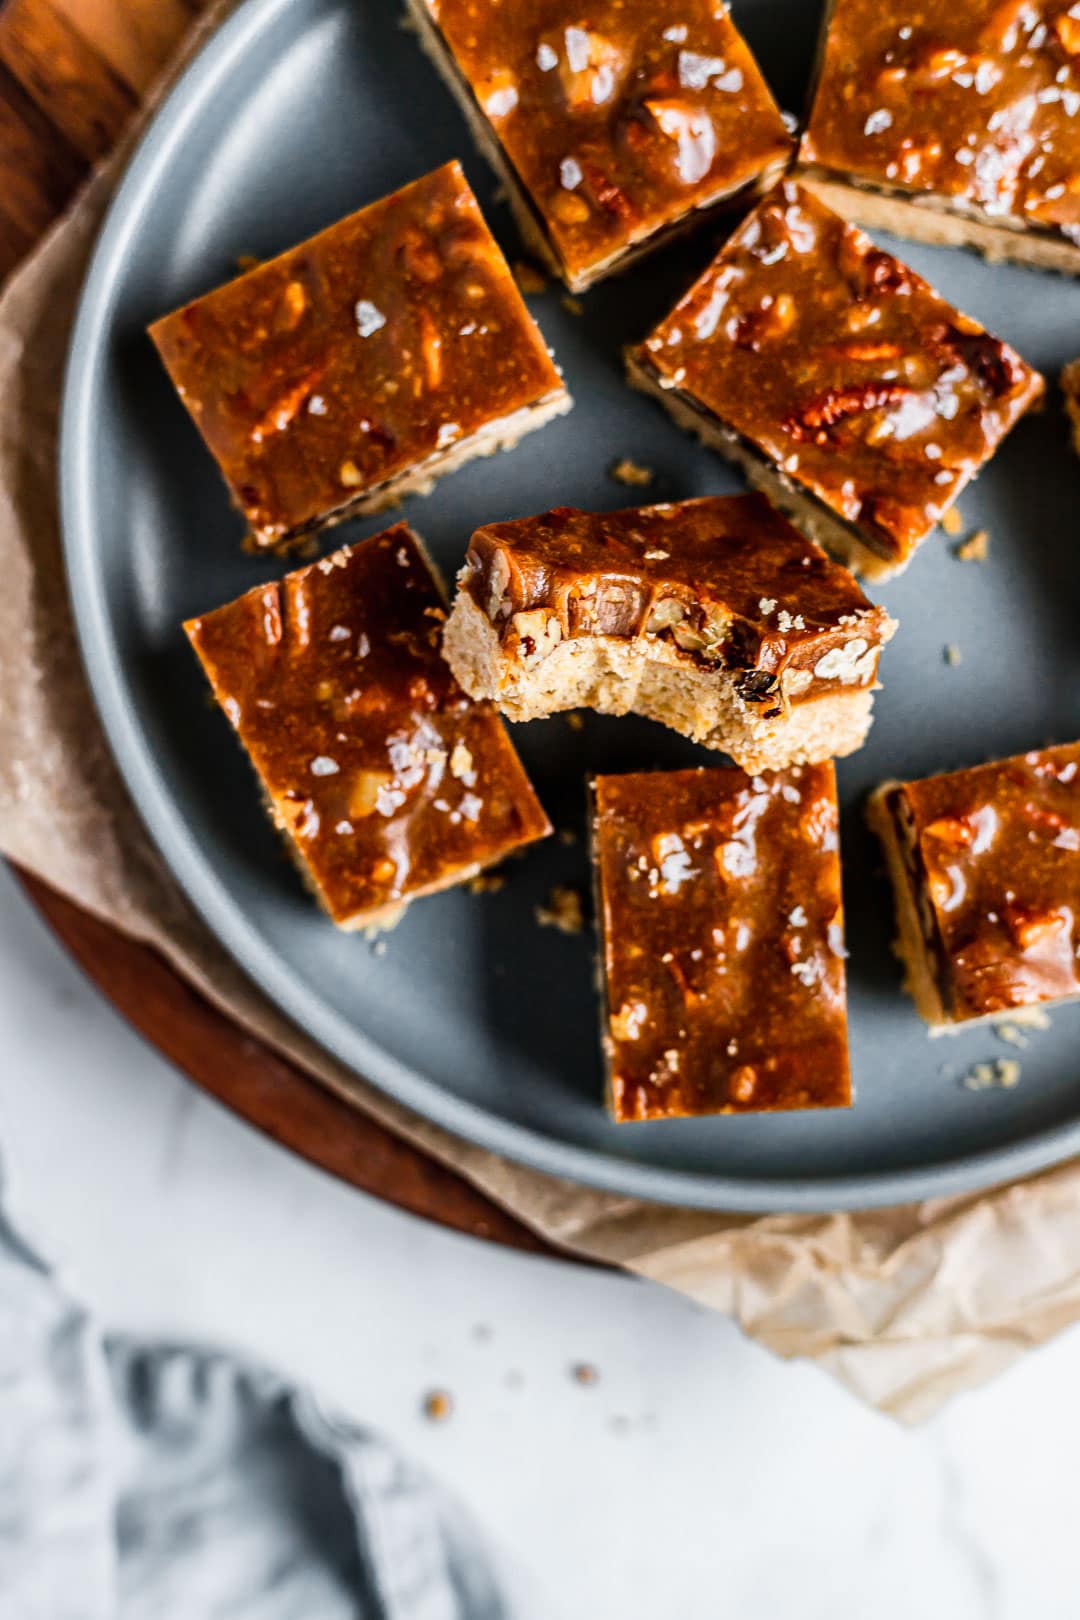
left=185, top=523, right=550, bottom=929
left=627, top=180, right=1043, bottom=579
left=442, top=494, right=895, bottom=774
left=407, top=0, right=792, bottom=291
left=869, top=743, right=1080, bottom=1028
left=592, top=765, right=852, bottom=1120
left=799, top=0, right=1080, bottom=274
left=151, top=162, right=570, bottom=552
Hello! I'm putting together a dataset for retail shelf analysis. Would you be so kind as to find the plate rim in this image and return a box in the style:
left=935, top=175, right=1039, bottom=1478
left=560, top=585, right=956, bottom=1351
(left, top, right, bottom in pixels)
left=58, top=0, right=1080, bottom=1212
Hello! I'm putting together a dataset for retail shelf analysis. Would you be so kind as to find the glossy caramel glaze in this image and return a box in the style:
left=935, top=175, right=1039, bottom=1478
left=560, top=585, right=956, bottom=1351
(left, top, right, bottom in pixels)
left=185, top=524, right=551, bottom=926
left=802, top=0, right=1080, bottom=243
left=593, top=765, right=851, bottom=1120
left=419, top=0, right=792, bottom=284
left=885, top=743, right=1080, bottom=1019
left=463, top=495, right=893, bottom=714
left=632, top=180, right=1042, bottom=566
left=150, top=162, right=567, bottom=550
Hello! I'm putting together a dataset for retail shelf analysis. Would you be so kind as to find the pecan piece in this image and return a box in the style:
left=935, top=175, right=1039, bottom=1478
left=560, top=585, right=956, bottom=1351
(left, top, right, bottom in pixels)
left=860, top=249, right=913, bottom=297
left=784, top=381, right=913, bottom=441
left=931, top=324, right=1024, bottom=397
left=1003, top=903, right=1070, bottom=951
left=735, top=669, right=779, bottom=704
left=923, top=814, right=976, bottom=846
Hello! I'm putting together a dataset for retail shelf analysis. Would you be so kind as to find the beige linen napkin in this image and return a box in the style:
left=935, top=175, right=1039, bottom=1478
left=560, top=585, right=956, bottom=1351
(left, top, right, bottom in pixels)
left=3, top=0, right=1080, bottom=1424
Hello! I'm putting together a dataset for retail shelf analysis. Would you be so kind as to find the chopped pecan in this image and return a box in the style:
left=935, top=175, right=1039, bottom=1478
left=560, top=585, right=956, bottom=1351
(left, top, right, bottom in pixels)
left=578, top=156, right=635, bottom=219
left=822, top=340, right=904, bottom=363
left=931, top=324, right=1024, bottom=397
left=730, top=293, right=796, bottom=350
left=1003, top=902, right=1070, bottom=951
left=1055, top=11, right=1080, bottom=53
left=784, top=381, right=913, bottom=441
left=923, top=814, right=975, bottom=847
left=735, top=669, right=779, bottom=704
left=249, top=367, right=325, bottom=444
left=860, top=249, right=913, bottom=297
left=397, top=225, right=443, bottom=284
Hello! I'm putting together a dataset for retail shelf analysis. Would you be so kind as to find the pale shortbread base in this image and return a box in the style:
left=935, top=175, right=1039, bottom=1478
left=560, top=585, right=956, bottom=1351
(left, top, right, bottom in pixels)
left=797, top=170, right=1080, bottom=276
left=444, top=588, right=876, bottom=775
left=1062, top=359, right=1080, bottom=456
left=625, top=355, right=905, bottom=582
left=406, top=0, right=785, bottom=293
left=250, top=391, right=572, bottom=554
left=867, top=784, right=1077, bottom=1036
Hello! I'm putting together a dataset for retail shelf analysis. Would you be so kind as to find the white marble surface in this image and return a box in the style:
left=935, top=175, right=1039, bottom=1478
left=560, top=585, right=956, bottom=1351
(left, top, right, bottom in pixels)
left=2, top=859, right=1078, bottom=1618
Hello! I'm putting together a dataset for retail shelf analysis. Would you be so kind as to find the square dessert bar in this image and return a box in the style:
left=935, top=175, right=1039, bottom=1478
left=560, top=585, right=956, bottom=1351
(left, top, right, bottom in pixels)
left=407, top=0, right=792, bottom=291
left=592, top=765, right=852, bottom=1121
left=869, top=744, right=1080, bottom=1029
left=799, top=0, right=1080, bottom=274
left=628, top=180, right=1043, bottom=579
left=185, top=523, right=551, bottom=930
left=443, top=494, right=895, bottom=774
left=150, top=162, right=570, bottom=552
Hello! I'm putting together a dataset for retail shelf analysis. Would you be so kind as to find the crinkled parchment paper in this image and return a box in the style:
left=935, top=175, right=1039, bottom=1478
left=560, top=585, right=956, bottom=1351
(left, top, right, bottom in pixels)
left=3, top=0, right=1080, bottom=1423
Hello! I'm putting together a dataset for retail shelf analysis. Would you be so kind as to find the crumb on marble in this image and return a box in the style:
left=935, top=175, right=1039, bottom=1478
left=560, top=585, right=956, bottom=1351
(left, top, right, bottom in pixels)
left=944, top=643, right=963, bottom=667
left=422, top=1389, right=454, bottom=1422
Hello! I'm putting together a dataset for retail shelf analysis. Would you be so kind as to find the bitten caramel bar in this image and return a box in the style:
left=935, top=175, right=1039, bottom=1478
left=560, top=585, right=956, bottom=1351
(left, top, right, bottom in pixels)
left=151, top=162, right=570, bottom=551
left=185, top=523, right=551, bottom=929
left=407, top=0, right=792, bottom=291
left=442, top=495, right=895, bottom=774
left=869, top=744, right=1080, bottom=1028
left=592, top=765, right=852, bottom=1120
left=628, top=180, right=1043, bottom=579
left=799, top=0, right=1080, bottom=274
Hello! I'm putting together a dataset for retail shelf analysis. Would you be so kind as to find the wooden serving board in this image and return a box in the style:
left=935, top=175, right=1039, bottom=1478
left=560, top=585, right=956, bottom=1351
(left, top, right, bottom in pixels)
left=1, top=0, right=563, bottom=1259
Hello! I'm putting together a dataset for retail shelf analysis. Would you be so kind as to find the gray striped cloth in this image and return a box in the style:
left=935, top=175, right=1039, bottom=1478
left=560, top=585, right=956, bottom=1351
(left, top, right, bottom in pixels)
left=0, top=1168, right=512, bottom=1620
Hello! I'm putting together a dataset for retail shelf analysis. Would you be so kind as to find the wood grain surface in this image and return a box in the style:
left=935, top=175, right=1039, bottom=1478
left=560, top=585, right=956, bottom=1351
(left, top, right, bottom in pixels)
left=1, top=0, right=567, bottom=1258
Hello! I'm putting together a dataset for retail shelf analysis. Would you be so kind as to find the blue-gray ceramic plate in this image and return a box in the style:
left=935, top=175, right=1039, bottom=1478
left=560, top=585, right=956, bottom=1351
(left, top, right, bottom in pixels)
left=61, top=0, right=1080, bottom=1209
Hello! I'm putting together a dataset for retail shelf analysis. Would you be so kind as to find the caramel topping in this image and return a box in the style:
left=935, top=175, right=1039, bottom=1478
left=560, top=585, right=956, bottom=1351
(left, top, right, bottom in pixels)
left=632, top=180, right=1042, bottom=566
left=802, top=0, right=1080, bottom=241
left=593, top=765, right=851, bottom=1120
left=420, top=0, right=792, bottom=283
left=464, top=495, right=893, bottom=710
left=893, top=742, right=1080, bottom=1018
left=184, top=524, right=550, bottom=925
left=150, top=163, right=565, bottom=549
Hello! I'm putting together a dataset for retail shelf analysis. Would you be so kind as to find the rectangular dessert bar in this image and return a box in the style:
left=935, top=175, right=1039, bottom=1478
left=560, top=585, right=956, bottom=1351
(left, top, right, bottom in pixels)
left=184, top=523, right=551, bottom=929
left=627, top=179, right=1043, bottom=579
left=799, top=0, right=1080, bottom=274
left=150, top=162, right=570, bottom=552
left=407, top=0, right=792, bottom=291
left=442, top=494, right=895, bottom=775
left=592, top=765, right=852, bottom=1121
left=868, top=743, right=1080, bottom=1029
